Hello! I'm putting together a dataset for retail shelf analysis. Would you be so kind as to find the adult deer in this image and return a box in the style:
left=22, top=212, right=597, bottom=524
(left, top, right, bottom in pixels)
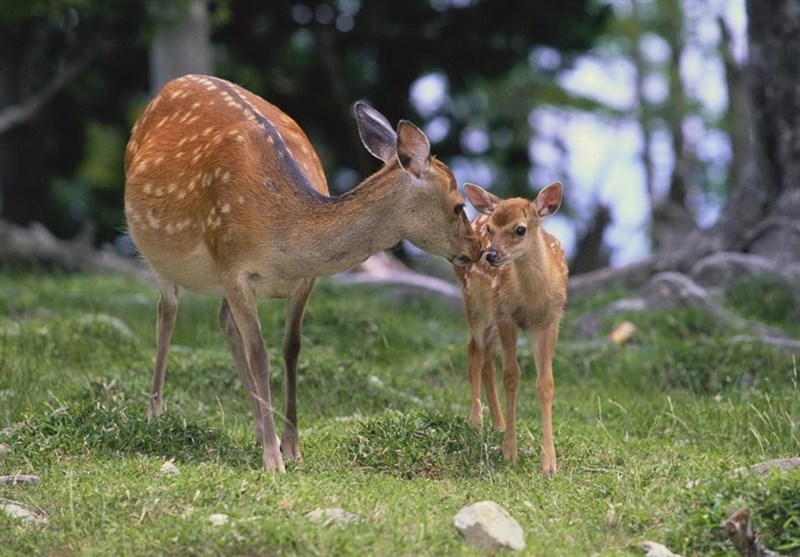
left=454, top=182, right=567, bottom=476
left=124, top=74, right=480, bottom=473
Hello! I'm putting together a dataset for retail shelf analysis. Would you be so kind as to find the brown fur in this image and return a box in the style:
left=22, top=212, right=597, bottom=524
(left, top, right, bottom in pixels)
left=454, top=182, right=567, bottom=476
left=125, top=75, right=481, bottom=473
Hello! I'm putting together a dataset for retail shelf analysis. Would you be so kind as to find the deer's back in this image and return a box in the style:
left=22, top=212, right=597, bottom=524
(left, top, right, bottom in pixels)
left=124, top=75, right=328, bottom=294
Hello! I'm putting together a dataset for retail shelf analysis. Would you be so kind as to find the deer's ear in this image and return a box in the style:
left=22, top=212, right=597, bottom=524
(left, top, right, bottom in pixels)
left=396, top=120, right=431, bottom=178
left=355, top=101, right=397, bottom=162
left=534, top=181, right=563, bottom=218
left=464, top=183, right=500, bottom=215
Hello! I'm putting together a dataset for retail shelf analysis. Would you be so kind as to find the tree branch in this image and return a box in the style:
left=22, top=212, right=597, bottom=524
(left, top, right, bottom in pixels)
left=0, top=51, right=96, bottom=136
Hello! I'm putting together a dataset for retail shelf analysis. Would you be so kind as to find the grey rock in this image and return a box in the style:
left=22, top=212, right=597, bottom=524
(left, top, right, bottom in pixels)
left=454, top=501, right=525, bottom=551
left=305, top=507, right=359, bottom=525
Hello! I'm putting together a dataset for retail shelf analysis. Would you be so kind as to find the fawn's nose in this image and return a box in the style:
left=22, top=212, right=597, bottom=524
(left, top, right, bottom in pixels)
left=484, top=249, right=500, bottom=265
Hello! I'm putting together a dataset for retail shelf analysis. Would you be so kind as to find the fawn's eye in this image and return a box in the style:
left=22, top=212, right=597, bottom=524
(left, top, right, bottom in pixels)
left=515, top=226, right=527, bottom=237
left=454, top=203, right=465, bottom=215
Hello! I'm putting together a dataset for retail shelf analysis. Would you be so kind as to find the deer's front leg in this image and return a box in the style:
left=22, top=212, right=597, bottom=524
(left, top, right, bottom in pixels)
left=532, top=322, right=559, bottom=477
left=497, top=320, right=520, bottom=460
left=280, top=278, right=315, bottom=462
left=467, top=338, right=484, bottom=429
left=481, top=346, right=505, bottom=431
left=148, top=280, right=179, bottom=420
left=225, top=278, right=284, bottom=473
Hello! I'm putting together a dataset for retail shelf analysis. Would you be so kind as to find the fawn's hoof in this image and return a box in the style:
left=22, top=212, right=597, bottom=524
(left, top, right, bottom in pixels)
left=541, top=453, right=557, bottom=477
left=502, top=441, right=518, bottom=461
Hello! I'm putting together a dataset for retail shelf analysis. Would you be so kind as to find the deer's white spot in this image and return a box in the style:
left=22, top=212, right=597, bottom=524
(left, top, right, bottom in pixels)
left=146, top=210, right=160, bottom=229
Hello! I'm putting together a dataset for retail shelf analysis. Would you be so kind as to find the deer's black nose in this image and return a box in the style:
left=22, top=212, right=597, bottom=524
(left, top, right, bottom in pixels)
left=484, top=249, right=500, bottom=265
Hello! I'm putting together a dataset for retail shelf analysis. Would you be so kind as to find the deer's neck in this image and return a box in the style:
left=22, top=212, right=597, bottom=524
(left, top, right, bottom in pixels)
left=511, top=232, right=554, bottom=294
left=277, top=163, right=412, bottom=277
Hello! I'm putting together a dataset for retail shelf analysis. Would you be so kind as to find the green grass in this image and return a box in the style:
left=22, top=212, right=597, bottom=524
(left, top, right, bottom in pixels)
left=1, top=271, right=799, bottom=555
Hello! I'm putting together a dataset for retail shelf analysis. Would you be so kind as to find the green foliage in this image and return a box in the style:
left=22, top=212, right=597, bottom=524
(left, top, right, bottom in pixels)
left=2, top=1, right=610, bottom=243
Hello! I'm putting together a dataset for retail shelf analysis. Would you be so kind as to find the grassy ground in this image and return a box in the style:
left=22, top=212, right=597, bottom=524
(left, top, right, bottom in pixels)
left=1, top=271, right=798, bottom=556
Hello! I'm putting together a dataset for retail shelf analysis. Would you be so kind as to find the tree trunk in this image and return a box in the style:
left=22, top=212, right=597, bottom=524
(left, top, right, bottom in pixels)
left=713, top=0, right=800, bottom=263
left=570, top=0, right=800, bottom=298
left=149, top=0, right=212, bottom=96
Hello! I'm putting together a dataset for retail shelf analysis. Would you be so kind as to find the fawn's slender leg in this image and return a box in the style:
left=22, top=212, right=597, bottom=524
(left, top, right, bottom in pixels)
left=497, top=319, right=521, bottom=460
left=280, top=278, right=315, bottom=462
left=532, top=322, right=559, bottom=477
left=219, top=298, right=265, bottom=444
left=224, top=276, right=283, bottom=473
left=147, top=279, right=178, bottom=420
left=467, top=337, right=485, bottom=428
left=481, top=346, right=505, bottom=431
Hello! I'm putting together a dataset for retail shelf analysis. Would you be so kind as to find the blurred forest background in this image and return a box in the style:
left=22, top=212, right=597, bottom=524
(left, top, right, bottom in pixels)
left=0, top=0, right=798, bottom=281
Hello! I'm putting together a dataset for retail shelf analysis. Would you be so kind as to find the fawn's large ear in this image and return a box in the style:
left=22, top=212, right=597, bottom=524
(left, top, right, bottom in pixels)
left=396, top=120, right=432, bottom=179
left=355, top=101, right=397, bottom=163
left=464, top=183, right=500, bottom=215
left=533, top=181, right=563, bottom=218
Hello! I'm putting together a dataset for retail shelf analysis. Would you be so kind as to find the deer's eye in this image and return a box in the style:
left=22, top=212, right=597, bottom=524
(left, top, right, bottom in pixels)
left=515, top=226, right=527, bottom=237
left=454, top=203, right=465, bottom=215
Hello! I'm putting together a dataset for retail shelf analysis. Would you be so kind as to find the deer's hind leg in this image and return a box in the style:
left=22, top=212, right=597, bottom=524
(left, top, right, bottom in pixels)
left=531, top=321, right=560, bottom=477
left=280, top=278, right=315, bottom=462
left=219, top=298, right=266, bottom=444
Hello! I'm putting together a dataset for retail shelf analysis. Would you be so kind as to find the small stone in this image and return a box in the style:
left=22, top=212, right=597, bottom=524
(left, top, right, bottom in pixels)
left=454, top=501, right=525, bottom=551
left=209, top=513, right=228, bottom=526
left=2, top=503, right=48, bottom=523
left=305, top=507, right=359, bottom=525
left=0, top=443, right=9, bottom=453
left=161, top=460, right=180, bottom=475
left=639, top=541, right=684, bottom=557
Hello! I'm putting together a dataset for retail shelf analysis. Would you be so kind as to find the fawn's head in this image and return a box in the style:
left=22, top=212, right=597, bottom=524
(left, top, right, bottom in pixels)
left=355, top=102, right=481, bottom=265
left=464, top=182, right=563, bottom=267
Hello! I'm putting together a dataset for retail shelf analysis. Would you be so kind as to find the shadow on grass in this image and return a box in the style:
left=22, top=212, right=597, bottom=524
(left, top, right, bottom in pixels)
left=347, top=408, right=514, bottom=480
left=6, top=399, right=261, bottom=469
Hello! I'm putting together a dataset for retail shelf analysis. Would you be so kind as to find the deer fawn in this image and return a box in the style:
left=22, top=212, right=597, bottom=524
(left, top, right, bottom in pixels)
left=454, top=181, right=567, bottom=476
left=124, top=74, right=481, bottom=473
